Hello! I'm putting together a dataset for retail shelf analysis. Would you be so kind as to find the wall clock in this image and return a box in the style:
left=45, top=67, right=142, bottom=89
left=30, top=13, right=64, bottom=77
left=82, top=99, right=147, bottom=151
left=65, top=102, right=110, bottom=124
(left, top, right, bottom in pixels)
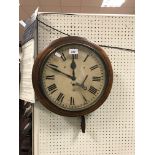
left=32, top=36, right=113, bottom=132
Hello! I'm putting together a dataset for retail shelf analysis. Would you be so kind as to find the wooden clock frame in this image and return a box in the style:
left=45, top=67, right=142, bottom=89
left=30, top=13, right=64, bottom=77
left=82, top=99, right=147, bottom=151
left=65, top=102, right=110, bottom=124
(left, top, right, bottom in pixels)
left=32, top=36, right=113, bottom=117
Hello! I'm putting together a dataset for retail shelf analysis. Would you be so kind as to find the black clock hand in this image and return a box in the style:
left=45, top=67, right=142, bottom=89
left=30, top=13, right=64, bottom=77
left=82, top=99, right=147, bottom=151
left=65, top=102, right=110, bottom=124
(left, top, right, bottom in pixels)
left=70, top=55, right=76, bottom=81
left=47, top=65, right=73, bottom=80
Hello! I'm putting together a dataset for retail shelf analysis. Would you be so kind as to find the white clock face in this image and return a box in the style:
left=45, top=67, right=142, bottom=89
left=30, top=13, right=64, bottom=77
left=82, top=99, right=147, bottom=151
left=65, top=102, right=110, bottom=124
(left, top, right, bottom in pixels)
left=40, top=44, right=107, bottom=111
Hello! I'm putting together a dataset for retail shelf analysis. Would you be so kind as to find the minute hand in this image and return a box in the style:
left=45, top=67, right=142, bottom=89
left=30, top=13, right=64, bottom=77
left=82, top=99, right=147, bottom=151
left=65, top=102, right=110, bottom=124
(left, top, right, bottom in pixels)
left=48, top=66, right=73, bottom=80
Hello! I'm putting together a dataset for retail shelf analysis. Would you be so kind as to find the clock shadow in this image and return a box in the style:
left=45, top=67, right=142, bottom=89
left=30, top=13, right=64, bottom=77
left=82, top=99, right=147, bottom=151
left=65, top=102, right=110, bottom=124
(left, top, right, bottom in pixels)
left=63, top=115, right=99, bottom=142
left=85, top=114, right=99, bottom=142
left=63, top=116, right=81, bottom=141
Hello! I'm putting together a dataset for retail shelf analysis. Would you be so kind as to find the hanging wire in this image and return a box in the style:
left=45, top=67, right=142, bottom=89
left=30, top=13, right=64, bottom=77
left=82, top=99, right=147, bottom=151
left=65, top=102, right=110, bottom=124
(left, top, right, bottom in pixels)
left=99, top=45, right=135, bottom=52
left=36, top=18, right=135, bottom=53
left=37, top=18, right=70, bottom=36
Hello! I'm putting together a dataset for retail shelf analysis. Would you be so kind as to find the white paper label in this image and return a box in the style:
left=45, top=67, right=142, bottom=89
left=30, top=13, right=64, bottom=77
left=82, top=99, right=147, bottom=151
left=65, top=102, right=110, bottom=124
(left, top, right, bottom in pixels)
left=69, top=49, right=78, bottom=54
left=19, top=20, right=26, bottom=27
left=20, top=39, right=35, bottom=103
left=55, top=52, right=61, bottom=57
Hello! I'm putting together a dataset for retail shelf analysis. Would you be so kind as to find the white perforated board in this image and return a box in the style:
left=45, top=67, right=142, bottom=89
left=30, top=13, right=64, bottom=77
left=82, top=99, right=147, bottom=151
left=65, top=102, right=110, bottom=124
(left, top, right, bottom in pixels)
left=34, top=13, right=135, bottom=155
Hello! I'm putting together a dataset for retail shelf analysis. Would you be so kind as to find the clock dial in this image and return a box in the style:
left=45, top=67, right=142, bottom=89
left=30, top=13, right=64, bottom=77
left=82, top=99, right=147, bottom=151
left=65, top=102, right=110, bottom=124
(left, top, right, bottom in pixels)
left=40, top=44, right=107, bottom=111
left=32, top=36, right=113, bottom=116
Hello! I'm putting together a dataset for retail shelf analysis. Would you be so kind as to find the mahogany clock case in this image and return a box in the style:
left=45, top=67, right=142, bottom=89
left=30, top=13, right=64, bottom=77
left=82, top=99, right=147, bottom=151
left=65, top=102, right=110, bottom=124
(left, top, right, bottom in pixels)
left=32, top=36, right=113, bottom=117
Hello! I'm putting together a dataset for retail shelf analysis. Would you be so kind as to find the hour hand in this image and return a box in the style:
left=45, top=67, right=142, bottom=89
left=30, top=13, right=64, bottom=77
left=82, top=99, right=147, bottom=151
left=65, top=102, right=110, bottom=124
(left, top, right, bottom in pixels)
left=70, top=55, right=76, bottom=70
left=70, top=55, right=76, bottom=80
left=47, top=65, right=73, bottom=80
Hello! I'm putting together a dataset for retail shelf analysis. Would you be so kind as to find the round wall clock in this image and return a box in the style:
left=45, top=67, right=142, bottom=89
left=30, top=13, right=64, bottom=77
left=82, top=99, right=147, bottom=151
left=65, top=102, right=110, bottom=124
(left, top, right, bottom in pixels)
left=32, top=36, right=113, bottom=132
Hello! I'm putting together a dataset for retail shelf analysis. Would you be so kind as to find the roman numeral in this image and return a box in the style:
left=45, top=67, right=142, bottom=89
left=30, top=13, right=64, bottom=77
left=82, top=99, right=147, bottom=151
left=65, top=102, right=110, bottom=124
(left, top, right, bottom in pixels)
left=90, top=65, right=98, bottom=71
left=56, top=93, right=64, bottom=104
left=61, top=53, right=66, bottom=61
left=46, top=75, right=55, bottom=80
left=47, top=64, right=58, bottom=68
left=70, top=97, right=75, bottom=105
left=92, top=76, right=101, bottom=82
left=83, top=54, right=89, bottom=62
left=47, top=84, right=57, bottom=94
left=88, top=86, right=98, bottom=95
left=72, top=54, right=78, bottom=59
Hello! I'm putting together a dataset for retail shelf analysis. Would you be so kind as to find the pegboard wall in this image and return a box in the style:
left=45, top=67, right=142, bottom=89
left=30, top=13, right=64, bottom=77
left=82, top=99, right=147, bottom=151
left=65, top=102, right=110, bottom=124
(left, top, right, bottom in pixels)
left=34, top=13, right=135, bottom=155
